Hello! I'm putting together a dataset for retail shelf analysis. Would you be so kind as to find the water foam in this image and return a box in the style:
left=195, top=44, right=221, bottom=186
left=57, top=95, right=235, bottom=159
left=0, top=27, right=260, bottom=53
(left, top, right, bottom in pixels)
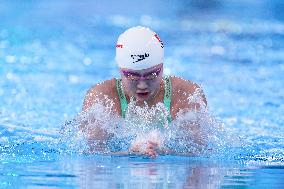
left=59, top=90, right=241, bottom=158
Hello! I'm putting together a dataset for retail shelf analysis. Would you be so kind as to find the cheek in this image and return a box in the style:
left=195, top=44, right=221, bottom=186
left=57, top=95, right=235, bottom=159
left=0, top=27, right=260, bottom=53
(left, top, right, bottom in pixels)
left=122, top=80, right=136, bottom=93
left=128, top=84, right=136, bottom=93
left=149, top=80, right=160, bottom=91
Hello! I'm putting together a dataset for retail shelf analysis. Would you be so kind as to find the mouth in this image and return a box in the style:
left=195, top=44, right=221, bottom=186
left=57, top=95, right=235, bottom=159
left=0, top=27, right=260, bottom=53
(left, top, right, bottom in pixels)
left=136, top=91, right=150, bottom=99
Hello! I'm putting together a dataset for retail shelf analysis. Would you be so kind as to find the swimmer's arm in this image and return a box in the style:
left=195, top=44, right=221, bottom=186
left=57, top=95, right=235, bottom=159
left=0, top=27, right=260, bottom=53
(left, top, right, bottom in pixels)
left=82, top=86, right=97, bottom=112
left=80, top=86, right=111, bottom=152
left=173, top=83, right=207, bottom=117
left=82, top=80, right=116, bottom=112
left=172, top=78, right=207, bottom=116
left=185, top=84, right=207, bottom=109
left=81, top=87, right=109, bottom=142
left=173, top=84, right=208, bottom=152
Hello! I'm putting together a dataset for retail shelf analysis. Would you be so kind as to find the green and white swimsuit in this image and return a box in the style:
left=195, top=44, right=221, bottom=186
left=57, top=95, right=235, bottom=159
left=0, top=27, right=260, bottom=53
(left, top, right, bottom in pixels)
left=115, top=76, right=172, bottom=123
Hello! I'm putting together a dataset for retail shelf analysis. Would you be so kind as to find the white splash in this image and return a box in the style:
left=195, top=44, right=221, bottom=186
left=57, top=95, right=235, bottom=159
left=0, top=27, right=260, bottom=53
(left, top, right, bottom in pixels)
left=60, top=91, right=240, bottom=158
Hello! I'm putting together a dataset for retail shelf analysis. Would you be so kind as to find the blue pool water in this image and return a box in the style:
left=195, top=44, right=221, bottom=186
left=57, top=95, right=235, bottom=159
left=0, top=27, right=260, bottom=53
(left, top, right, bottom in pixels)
left=0, top=0, right=284, bottom=188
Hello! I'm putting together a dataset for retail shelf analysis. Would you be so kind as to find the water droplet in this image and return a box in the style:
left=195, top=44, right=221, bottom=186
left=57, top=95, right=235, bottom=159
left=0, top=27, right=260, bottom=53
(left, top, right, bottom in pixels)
left=5, top=55, right=16, bottom=63
left=69, top=75, right=79, bottom=84
left=83, top=57, right=92, bottom=66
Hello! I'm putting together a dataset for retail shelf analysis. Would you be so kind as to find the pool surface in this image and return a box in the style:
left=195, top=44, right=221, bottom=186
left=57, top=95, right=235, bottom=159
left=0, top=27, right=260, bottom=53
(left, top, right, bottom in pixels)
left=0, top=0, right=284, bottom=188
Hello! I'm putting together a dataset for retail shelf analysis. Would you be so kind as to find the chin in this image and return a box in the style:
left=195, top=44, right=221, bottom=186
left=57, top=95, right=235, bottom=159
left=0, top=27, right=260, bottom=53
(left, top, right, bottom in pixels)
left=135, top=93, right=152, bottom=102
left=136, top=96, right=149, bottom=102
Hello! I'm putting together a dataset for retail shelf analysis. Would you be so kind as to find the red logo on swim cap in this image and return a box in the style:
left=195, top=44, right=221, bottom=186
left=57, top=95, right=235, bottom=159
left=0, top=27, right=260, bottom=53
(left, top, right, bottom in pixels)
left=116, top=44, right=123, bottom=48
left=154, top=34, right=164, bottom=48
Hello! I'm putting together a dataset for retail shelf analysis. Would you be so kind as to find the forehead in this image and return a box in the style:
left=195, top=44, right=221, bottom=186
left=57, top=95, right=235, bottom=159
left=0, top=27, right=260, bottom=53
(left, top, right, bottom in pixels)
left=120, top=63, right=163, bottom=74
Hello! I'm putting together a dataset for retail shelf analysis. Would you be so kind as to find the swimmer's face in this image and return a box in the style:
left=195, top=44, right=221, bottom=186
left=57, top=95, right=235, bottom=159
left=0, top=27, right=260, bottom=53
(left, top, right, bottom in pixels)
left=120, top=64, right=163, bottom=102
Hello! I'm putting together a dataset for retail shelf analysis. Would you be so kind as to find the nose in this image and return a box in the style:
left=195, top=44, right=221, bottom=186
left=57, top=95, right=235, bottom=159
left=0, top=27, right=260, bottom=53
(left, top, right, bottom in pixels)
left=136, top=80, right=148, bottom=90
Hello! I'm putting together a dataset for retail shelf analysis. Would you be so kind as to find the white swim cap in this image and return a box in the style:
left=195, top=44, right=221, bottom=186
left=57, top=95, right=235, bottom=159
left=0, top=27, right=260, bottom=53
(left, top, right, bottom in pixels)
left=115, top=26, right=164, bottom=70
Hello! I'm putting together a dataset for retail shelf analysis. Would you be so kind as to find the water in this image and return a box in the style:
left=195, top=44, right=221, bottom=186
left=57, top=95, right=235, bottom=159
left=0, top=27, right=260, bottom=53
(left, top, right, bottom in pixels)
left=1, top=0, right=284, bottom=188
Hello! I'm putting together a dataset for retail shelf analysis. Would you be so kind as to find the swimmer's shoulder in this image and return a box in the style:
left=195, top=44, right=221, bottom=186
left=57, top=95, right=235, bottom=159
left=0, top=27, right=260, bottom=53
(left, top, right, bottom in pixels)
left=170, top=76, right=207, bottom=107
left=170, top=76, right=200, bottom=95
left=82, top=78, right=119, bottom=111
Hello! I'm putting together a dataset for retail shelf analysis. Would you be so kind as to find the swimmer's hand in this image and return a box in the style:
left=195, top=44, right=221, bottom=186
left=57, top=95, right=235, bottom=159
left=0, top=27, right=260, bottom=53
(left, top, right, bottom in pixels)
left=129, top=141, right=170, bottom=159
left=128, top=129, right=170, bottom=158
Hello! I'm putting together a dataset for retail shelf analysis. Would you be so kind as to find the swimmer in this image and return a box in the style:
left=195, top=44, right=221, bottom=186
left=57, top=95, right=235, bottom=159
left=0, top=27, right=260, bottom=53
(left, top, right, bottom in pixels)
left=81, top=26, right=207, bottom=158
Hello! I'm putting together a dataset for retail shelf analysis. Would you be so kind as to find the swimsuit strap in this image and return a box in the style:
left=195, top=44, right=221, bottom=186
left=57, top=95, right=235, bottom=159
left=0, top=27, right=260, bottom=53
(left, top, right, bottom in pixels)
left=115, top=77, right=172, bottom=122
left=163, top=76, right=172, bottom=123
left=115, top=79, right=128, bottom=118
